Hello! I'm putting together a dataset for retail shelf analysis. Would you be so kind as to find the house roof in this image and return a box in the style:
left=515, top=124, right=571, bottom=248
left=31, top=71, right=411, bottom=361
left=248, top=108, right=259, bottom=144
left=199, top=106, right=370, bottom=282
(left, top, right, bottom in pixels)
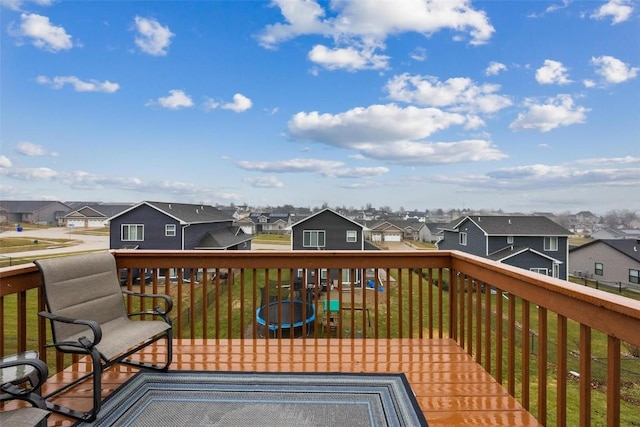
left=65, top=203, right=133, bottom=219
left=442, top=215, right=571, bottom=236
left=570, top=239, right=640, bottom=262
left=194, top=227, right=252, bottom=249
left=487, top=245, right=562, bottom=263
left=0, top=200, right=71, bottom=213
left=289, top=208, right=369, bottom=231
left=109, top=201, right=232, bottom=224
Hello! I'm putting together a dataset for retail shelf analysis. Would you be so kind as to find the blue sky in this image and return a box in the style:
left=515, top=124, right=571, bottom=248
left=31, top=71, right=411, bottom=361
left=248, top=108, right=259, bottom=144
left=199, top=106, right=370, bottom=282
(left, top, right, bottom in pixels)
left=1, top=0, right=638, bottom=214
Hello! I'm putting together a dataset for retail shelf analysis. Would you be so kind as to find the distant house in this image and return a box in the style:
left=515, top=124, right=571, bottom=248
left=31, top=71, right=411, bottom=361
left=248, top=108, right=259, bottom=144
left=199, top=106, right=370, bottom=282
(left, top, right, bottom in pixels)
left=591, top=227, right=640, bottom=240
left=368, top=219, right=423, bottom=242
left=108, top=201, right=252, bottom=251
left=242, top=212, right=293, bottom=235
left=437, top=215, right=572, bottom=280
left=289, top=208, right=375, bottom=289
left=569, top=239, right=640, bottom=290
left=0, top=200, right=71, bottom=226
left=419, top=223, right=444, bottom=243
left=63, top=203, right=133, bottom=228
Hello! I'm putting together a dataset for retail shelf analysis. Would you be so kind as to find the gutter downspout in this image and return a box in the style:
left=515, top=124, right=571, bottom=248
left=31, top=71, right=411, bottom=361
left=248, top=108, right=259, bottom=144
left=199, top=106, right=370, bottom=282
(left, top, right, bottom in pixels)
left=182, top=223, right=190, bottom=250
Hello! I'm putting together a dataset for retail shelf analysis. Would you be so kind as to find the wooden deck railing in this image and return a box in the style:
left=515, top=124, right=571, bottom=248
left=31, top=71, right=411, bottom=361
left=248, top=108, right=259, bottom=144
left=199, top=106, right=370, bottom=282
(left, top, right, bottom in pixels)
left=2, top=250, right=639, bottom=426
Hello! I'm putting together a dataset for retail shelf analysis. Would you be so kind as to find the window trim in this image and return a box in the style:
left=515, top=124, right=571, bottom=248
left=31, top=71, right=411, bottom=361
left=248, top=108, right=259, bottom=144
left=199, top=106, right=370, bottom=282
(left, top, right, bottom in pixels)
left=303, top=230, right=326, bottom=248
left=459, top=232, right=467, bottom=246
left=630, top=269, right=639, bottom=284
left=165, top=224, right=176, bottom=237
left=346, top=230, right=357, bottom=242
left=544, top=236, right=558, bottom=251
left=594, top=262, right=603, bottom=276
left=530, top=268, right=549, bottom=275
left=121, top=224, right=144, bottom=241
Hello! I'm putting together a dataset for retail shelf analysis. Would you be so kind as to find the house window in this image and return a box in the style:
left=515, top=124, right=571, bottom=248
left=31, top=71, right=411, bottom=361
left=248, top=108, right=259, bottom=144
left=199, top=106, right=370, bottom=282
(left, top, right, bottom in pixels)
left=544, top=236, right=558, bottom=251
left=320, top=269, right=327, bottom=279
left=121, top=224, right=144, bottom=241
left=630, top=269, right=639, bottom=284
left=165, top=224, right=176, bottom=237
left=507, top=236, right=514, bottom=244
left=594, top=262, right=603, bottom=276
left=303, top=230, right=325, bottom=248
left=459, top=232, right=467, bottom=246
left=346, top=230, right=357, bottom=242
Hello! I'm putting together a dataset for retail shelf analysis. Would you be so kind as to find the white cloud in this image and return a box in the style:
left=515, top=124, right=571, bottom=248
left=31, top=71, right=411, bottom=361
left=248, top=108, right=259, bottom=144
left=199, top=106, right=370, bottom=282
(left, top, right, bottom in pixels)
left=36, top=75, right=120, bottom=93
left=0, top=155, right=12, bottom=168
left=0, top=0, right=53, bottom=11
left=244, top=176, right=284, bottom=188
left=287, top=103, right=506, bottom=165
left=148, top=90, right=194, bottom=109
left=15, top=141, right=58, bottom=156
left=485, top=61, right=507, bottom=76
left=308, top=44, right=389, bottom=71
left=134, top=16, right=174, bottom=56
left=535, top=60, right=572, bottom=85
left=573, top=155, right=640, bottom=166
left=409, top=47, right=427, bottom=62
left=590, top=0, right=633, bottom=24
left=509, top=94, right=589, bottom=132
left=433, top=157, right=640, bottom=191
left=258, top=0, right=494, bottom=71
left=385, top=74, right=512, bottom=114
left=238, top=158, right=390, bottom=178
left=582, top=79, right=596, bottom=88
left=222, top=93, right=253, bottom=112
left=10, top=13, right=73, bottom=52
left=590, top=55, right=638, bottom=84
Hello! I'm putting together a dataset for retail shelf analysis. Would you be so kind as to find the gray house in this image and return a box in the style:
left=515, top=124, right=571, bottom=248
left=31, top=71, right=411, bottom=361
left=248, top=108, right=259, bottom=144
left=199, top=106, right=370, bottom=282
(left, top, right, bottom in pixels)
left=569, top=239, right=640, bottom=290
left=108, top=201, right=252, bottom=251
left=0, top=200, right=71, bottom=226
left=437, top=215, right=572, bottom=280
left=289, top=208, right=374, bottom=289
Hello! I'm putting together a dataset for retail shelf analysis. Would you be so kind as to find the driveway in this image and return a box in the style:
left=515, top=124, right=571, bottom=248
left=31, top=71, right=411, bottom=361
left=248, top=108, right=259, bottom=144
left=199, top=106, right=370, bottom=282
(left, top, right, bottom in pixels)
left=1, top=227, right=109, bottom=258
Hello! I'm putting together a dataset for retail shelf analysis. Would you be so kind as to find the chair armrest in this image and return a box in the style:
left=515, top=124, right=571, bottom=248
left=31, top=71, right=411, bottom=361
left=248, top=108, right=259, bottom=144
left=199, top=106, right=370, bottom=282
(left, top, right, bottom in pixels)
left=38, top=311, right=103, bottom=349
left=121, top=289, right=174, bottom=314
left=1, top=358, right=49, bottom=391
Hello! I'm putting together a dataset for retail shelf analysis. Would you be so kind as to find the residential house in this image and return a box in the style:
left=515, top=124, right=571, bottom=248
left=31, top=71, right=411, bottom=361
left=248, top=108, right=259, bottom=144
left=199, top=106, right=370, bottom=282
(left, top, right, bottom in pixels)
left=591, top=227, right=640, bottom=240
left=404, top=211, right=426, bottom=222
left=0, top=200, right=71, bottom=226
left=367, top=219, right=423, bottom=242
left=437, top=215, right=572, bottom=280
left=289, top=208, right=375, bottom=289
left=419, top=223, right=444, bottom=243
left=239, top=212, right=294, bottom=235
left=63, top=203, right=133, bottom=228
left=569, top=239, right=640, bottom=290
left=108, top=201, right=252, bottom=251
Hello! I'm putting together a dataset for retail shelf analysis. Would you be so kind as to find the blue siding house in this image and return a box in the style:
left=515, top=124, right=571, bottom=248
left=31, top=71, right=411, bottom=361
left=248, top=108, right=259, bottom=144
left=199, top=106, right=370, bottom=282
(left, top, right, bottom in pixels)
left=108, top=201, right=252, bottom=251
left=289, top=208, right=375, bottom=289
left=437, top=215, right=572, bottom=279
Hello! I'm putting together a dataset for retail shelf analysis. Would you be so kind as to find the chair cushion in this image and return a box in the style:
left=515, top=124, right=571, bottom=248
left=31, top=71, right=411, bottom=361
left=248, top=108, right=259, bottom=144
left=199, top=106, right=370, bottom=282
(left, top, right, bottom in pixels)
left=0, top=407, right=49, bottom=427
left=57, top=317, right=171, bottom=360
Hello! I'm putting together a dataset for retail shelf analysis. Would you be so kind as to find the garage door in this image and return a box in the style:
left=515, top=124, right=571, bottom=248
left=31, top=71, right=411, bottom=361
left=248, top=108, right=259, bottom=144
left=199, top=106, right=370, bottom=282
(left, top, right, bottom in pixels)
left=384, top=234, right=401, bottom=242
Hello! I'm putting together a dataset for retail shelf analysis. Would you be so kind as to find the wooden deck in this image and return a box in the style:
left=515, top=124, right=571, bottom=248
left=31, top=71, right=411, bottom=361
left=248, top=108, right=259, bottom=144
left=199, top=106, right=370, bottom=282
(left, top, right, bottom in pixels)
left=33, top=338, right=539, bottom=426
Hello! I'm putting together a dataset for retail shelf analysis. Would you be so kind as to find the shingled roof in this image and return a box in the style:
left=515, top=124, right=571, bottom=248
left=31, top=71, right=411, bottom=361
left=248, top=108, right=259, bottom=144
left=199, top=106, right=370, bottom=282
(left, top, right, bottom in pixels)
left=110, top=201, right=232, bottom=224
left=570, top=239, right=640, bottom=262
left=443, top=215, right=571, bottom=236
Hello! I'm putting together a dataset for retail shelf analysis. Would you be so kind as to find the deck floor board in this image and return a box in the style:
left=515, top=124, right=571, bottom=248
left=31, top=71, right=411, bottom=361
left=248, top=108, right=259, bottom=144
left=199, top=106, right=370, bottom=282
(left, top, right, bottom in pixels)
left=34, top=338, right=539, bottom=426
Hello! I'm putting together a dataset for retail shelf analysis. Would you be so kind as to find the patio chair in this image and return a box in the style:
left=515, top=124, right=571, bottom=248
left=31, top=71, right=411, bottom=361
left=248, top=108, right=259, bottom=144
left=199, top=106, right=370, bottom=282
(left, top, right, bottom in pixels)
left=1, top=352, right=50, bottom=427
left=35, top=251, right=173, bottom=422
